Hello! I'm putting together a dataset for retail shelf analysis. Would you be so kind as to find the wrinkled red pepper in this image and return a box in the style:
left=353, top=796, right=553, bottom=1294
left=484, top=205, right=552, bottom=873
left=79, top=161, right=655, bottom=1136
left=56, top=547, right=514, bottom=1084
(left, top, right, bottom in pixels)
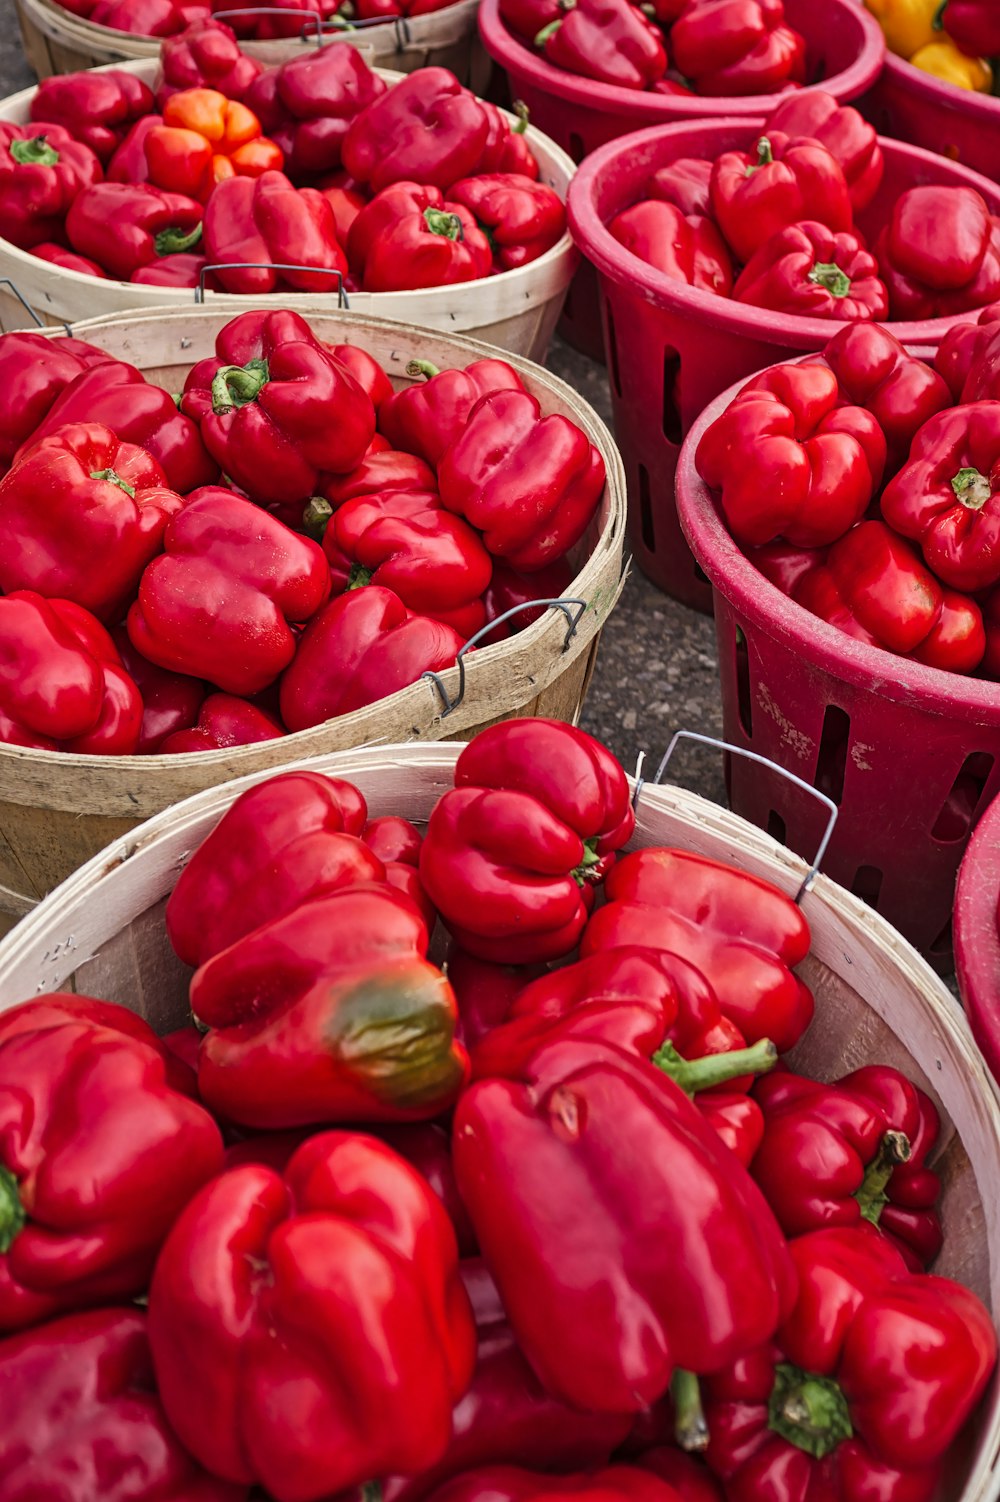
left=710, top=133, right=852, bottom=265
left=0, top=123, right=102, bottom=249
left=30, top=70, right=154, bottom=164
left=245, top=45, right=385, bottom=179
left=734, top=221, right=890, bottom=321
left=762, top=91, right=883, bottom=214
left=819, top=323, right=952, bottom=472
left=380, top=357, right=527, bottom=467
left=695, top=363, right=885, bottom=548
left=671, top=0, right=807, bottom=96
left=875, top=186, right=1000, bottom=320
left=349, top=181, right=493, bottom=292
left=608, top=199, right=733, bottom=296
left=157, top=17, right=264, bottom=105
left=66, top=181, right=203, bottom=279
left=148, top=1132, right=476, bottom=1500
left=160, top=692, right=285, bottom=752
left=342, top=68, right=490, bottom=193
left=534, top=0, right=667, bottom=90
left=202, top=168, right=346, bottom=295
left=0, top=330, right=112, bottom=465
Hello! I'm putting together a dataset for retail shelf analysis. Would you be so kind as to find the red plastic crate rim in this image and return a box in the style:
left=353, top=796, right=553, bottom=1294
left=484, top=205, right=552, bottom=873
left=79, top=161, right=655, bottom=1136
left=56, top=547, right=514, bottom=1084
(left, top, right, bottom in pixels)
left=955, top=796, right=1000, bottom=1079
left=865, top=51, right=1000, bottom=186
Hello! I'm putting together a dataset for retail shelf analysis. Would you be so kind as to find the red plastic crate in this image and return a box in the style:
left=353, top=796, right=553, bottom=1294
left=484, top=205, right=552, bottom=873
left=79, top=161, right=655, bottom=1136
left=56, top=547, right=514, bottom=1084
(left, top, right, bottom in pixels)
left=955, top=797, right=1000, bottom=1078
left=864, top=53, right=1000, bottom=186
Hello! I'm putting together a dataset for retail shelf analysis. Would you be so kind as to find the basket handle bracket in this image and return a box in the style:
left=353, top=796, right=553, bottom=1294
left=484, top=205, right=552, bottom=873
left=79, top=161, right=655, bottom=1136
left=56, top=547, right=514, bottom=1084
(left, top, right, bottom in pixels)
left=421, top=596, right=587, bottom=718
left=0, top=278, right=71, bottom=336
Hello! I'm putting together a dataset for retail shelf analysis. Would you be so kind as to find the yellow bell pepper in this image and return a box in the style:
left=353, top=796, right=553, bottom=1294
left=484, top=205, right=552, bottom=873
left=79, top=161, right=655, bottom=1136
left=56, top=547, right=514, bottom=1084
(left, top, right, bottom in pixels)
left=864, top=0, right=941, bottom=57
left=909, top=38, right=993, bottom=89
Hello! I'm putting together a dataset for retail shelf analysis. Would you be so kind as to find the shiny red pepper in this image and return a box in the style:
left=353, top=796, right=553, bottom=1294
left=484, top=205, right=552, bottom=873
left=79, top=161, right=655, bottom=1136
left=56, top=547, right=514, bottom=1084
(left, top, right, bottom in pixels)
left=762, top=91, right=883, bottom=214
left=0, top=422, right=186, bottom=622
left=30, top=70, right=154, bottom=164
left=342, top=68, right=491, bottom=193
left=424, top=1467, right=691, bottom=1502
left=245, top=45, right=386, bottom=179
left=446, top=945, right=546, bottom=1050
left=636, top=1450, right=724, bottom=1502
left=475, top=101, right=540, bottom=180
left=363, top=814, right=437, bottom=931
left=480, top=556, right=574, bottom=644
left=608, top=200, right=733, bottom=296
left=499, top=0, right=565, bottom=42
left=534, top=0, right=667, bottom=89
left=710, top=134, right=852, bottom=265
left=0, top=592, right=142, bottom=755
left=380, top=357, right=527, bottom=467
left=0, top=122, right=102, bottom=249
left=670, top=0, right=807, bottom=96
left=128, top=489, right=331, bottom=695
left=695, top=363, right=885, bottom=548
left=90, top=0, right=197, bottom=32
left=202, top=168, right=346, bottom=295
left=159, top=692, right=285, bottom=752
left=28, top=242, right=107, bottom=276
left=111, top=623, right=206, bottom=754
left=0, top=330, right=112, bottom=466
left=881, top=402, right=1000, bottom=592
left=0, top=1018, right=223, bottom=1331
left=317, top=449, right=438, bottom=523
left=734, top=221, right=890, bottom=322
left=942, top=0, right=1000, bottom=58
left=702, top=1226, right=997, bottom=1502
left=819, top=323, right=952, bottom=473
left=157, top=17, right=264, bottom=105
left=875, top=186, right=1000, bottom=320
left=349, top=181, right=493, bottom=292
left=934, top=302, right=1000, bottom=399
left=420, top=719, right=635, bottom=963
left=106, top=113, right=165, bottom=185
left=0, top=1307, right=248, bottom=1502
left=148, top=1132, right=476, bottom=1500
left=66, top=181, right=203, bottom=279
left=646, top=158, right=713, bottom=217
left=131, top=249, right=216, bottom=287
left=279, top=585, right=466, bottom=729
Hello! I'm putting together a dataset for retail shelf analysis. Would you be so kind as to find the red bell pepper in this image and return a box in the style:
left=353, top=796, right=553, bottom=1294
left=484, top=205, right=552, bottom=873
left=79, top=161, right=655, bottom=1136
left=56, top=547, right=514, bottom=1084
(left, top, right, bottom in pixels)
left=608, top=199, right=733, bottom=296
left=819, top=323, right=952, bottom=473
left=446, top=945, right=546, bottom=1049
left=30, top=70, right=154, bottom=164
left=30, top=241, right=107, bottom=276
left=0, top=591, right=142, bottom=754
left=942, top=0, right=1000, bottom=58
left=0, top=330, right=112, bottom=465
left=380, top=357, right=527, bottom=467
left=711, top=134, right=852, bottom=265
left=581, top=848, right=814, bottom=1053
left=0, top=422, right=185, bottom=622
left=0, top=1018, right=223, bottom=1331
left=181, top=316, right=374, bottom=505
left=420, top=719, right=635, bottom=963
left=670, top=0, right=807, bottom=96
left=65, top=181, right=203, bottom=279
left=166, top=769, right=372, bottom=968
left=702, top=1226, right=997, bottom=1501
left=0, top=123, right=102, bottom=250
left=279, top=585, right=465, bottom=729
left=342, top=68, right=491, bottom=193
left=793, top=520, right=987, bottom=672
left=112, top=623, right=207, bottom=753
left=647, top=158, right=713, bottom=217
left=636, top=1450, right=724, bottom=1502
left=324, top=489, right=493, bottom=635
left=363, top=813, right=437, bottom=931
left=128, top=489, right=330, bottom=695
left=695, top=363, right=885, bottom=548
left=319, top=449, right=438, bottom=518
left=159, top=692, right=285, bottom=752
left=320, top=178, right=366, bottom=246
left=934, top=302, right=1000, bottom=399
left=475, top=101, right=540, bottom=180
left=328, top=339, right=394, bottom=411
left=438, top=389, right=605, bottom=571
left=734, top=221, right=890, bottom=322
left=499, top=0, right=565, bottom=41
left=370, top=1122, right=476, bottom=1257
left=454, top=1034, right=796, bottom=1413
left=752, top=1067, right=943, bottom=1268
left=881, top=402, right=1000, bottom=592
left=245, top=45, right=386, bottom=179
left=480, top=556, right=574, bottom=643
left=424, top=1467, right=689, bottom=1502
left=90, top=0, right=195, bottom=32
left=534, top=0, right=667, bottom=89
left=747, top=539, right=826, bottom=596
left=762, top=91, right=883, bottom=214
left=202, top=168, right=346, bottom=295
left=349, top=182, right=493, bottom=292
left=131, top=249, right=216, bottom=287
left=106, top=114, right=164, bottom=185
left=148, top=1132, right=476, bottom=1500
left=0, top=1307, right=248, bottom=1502
left=875, top=185, right=1000, bottom=320
left=157, top=17, right=264, bottom=105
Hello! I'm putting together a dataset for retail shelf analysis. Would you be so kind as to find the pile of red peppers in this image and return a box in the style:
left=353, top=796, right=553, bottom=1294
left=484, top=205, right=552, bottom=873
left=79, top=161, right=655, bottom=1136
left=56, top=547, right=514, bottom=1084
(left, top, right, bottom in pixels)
left=48, top=0, right=466, bottom=39
left=0, top=310, right=605, bottom=755
left=605, top=91, right=1000, bottom=325
left=694, top=300, right=1000, bottom=678
left=8, top=26, right=566, bottom=293
left=0, top=715, right=994, bottom=1502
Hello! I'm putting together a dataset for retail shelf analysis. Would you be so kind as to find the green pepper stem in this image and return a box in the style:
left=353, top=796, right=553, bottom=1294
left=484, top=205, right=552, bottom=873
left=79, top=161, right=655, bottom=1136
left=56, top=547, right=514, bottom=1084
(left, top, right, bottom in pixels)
left=11, top=134, right=59, bottom=166
left=0, top=1166, right=25, bottom=1255
left=405, top=359, right=441, bottom=380
left=768, top=1362, right=853, bottom=1460
left=672, top=1370, right=709, bottom=1453
left=570, top=838, right=602, bottom=887
left=746, top=135, right=774, bottom=175
left=424, top=207, right=464, bottom=242
left=89, top=467, right=137, bottom=498
left=302, top=496, right=334, bottom=539
left=807, top=261, right=852, bottom=298
left=347, top=562, right=373, bottom=590
left=211, top=358, right=269, bottom=414
left=512, top=99, right=531, bottom=132
left=154, top=221, right=203, bottom=258
left=951, top=466, right=992, bottom=510
left=855, top=1129, right=911, bottom=1226
left=652, top=1037, right=777, bottom=1095
left=361, top=1484, right=383, bottom=1502
left=534, top=17, right=563, bottom=43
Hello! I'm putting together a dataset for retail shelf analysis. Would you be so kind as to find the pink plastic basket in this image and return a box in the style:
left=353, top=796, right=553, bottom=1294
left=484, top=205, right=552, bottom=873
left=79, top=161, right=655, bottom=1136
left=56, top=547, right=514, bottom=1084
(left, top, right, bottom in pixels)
left=675, top=371, right=1000, bottom=972
left=865, top=53, right=1000, bottom=185
left=567, top=120, right=1000, bottom=608
left=954, top=798, right=1000, bottom=1077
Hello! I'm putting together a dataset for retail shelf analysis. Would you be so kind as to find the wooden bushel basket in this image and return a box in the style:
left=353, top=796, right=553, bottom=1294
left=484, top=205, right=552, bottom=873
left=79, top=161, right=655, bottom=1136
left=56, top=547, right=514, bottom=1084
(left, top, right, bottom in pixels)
left=0, top=310, right=627, bottom=922
left=0, top=743, right=998, bottom=1496
left=0, top=60, right=576, bottom=360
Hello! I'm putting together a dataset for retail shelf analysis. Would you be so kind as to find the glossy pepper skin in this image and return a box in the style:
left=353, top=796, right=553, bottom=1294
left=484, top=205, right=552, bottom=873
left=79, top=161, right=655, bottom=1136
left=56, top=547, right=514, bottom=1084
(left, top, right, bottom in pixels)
left=909, top=37, right=992, bottom=88
left=702, top=1226, right=998, bottom=1502
left=128, top=489, right=331, bottom=695
left=695, top=364, right=885, bottom=548
left=819, top=323, right=952, bottom=472
left=420, top=719, right=635, bottom=963
left=157, top=17, right=264, bottom=105
left=793, top=520, right=987, bottom=672
left=881, top=402, right=1000, bottom=592
left=30, top=70, right=154, bottom=164
left=608, top=200, right=733, bottom=296
left=480, top=556, right=574, bottom=643
left=31, top=241, right=107, bottom=276
left=711, top=134, right=852, bottom=266
left=762, top=92, right=883, bottom=214
left=160, top=692, right=285, bottom=752
left=0, top=422, right=185, bottom=623
left=942, top=0, right=1000, bottom=57
left=647, top=158, right=713, bottom=217
left=582, top=848, right=813, bottom=1053
left=0, top=1307, right=248, bottom=1502
left=166, top=769, right=370, bottom=968
left=0, top=1019, right=223, bottom=1331
left=875, top=186, right=1000, bottom=319
left=455, top=1035, right=796, bottom=1413
left=865, top=0, right=940, bottom=56
left=0, top=123, right=102, bottom=249
left=734, top=222, right=890, bottom=321
left=752, top=1066, right=943, bottom=1269
left=342, top=68, right=490, bottom=193
left=363, top=815, right=437, bottom=931
left=202, top=169, right=346, bottom=295
left=112, top=624, right=208, bottom=754
left=380, top=357, right=526, bottom=467
left=439, top=388, right=605, bottom=571
left=534, top=0, right=667, bottom=90
left=279, top=585, right=465, bottom=729
left=670, top=0, right=807, bottom=96
left=147, top=89, right=283, bottom=202
left=0, top=330, right=112, bottom=466
left=245, top=46, right=386, bottom=179
left=424, top=1468, right=689, bottom=1502
left=934, top=302, right=1000, bottom=399
left=149, top=1132, right=476, bottom=1502
left=66, top=181, right=203, bottom=280
left=350, top=182, right=493, bottom=292
left=448, top=173, right=566, bottom=271
left=89, top=0, right=200, bottom=32
left=0, top=591, right=142, bottom=754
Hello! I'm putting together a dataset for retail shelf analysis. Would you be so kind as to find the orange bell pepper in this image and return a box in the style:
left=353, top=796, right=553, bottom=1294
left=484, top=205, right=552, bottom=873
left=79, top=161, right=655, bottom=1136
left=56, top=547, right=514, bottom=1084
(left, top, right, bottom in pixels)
left=146, top=87, right=283, bottom=202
